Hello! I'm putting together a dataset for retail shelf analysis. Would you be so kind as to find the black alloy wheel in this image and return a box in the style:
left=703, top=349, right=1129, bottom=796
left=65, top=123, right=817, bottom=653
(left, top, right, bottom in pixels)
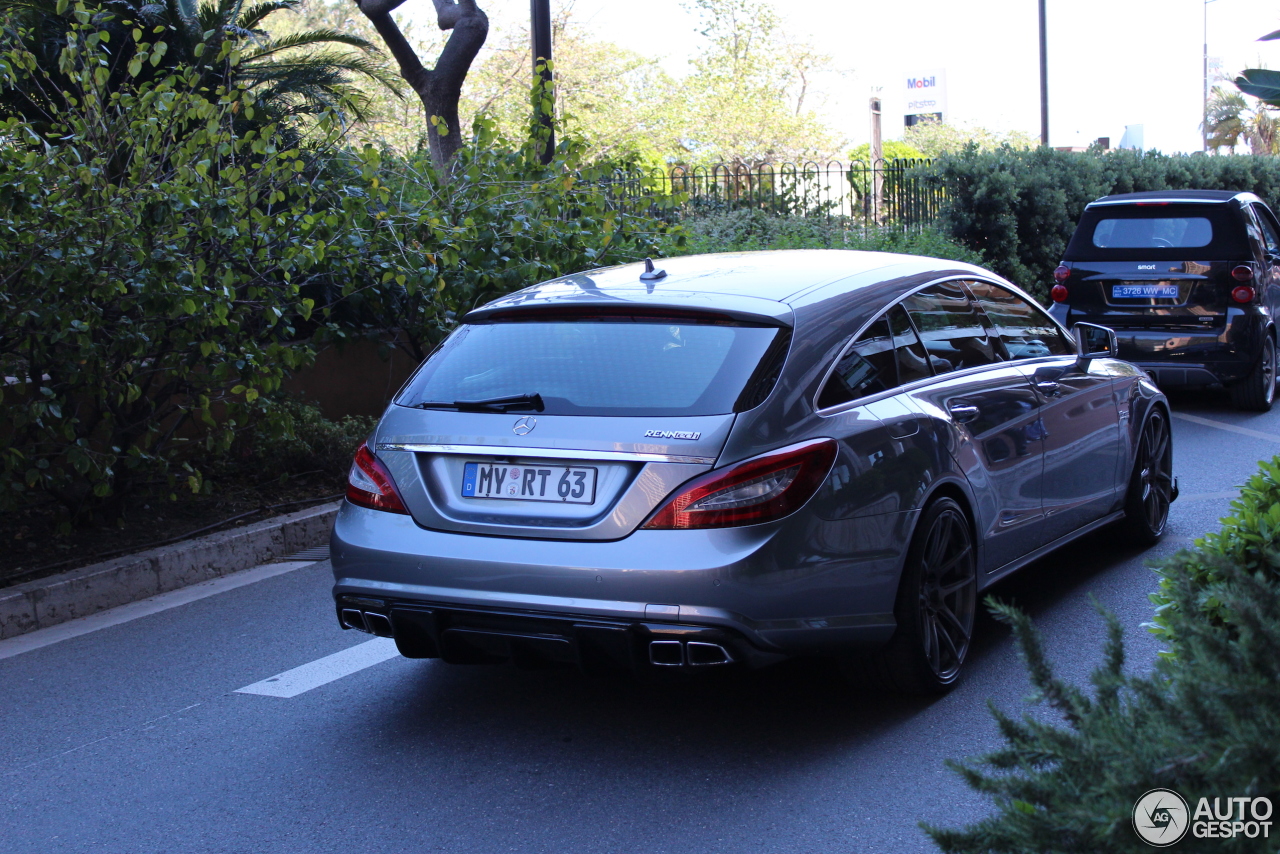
left=1231, top=333, right=1276, bottom=412
left=872, top=497, right=977, bottom=694
left=1120, top=408, right=1174, bottom=546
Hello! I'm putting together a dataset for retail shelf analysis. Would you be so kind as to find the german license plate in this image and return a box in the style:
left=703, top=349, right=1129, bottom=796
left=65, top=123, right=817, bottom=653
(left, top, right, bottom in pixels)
left=1113, top=283, right=1179, bottom=299
left=461, top=462, right=597, bottom=504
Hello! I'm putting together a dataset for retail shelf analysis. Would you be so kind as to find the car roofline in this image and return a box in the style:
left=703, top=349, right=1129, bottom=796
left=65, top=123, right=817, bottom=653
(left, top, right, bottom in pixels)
left=1086, top=191, right=1261, bottom=208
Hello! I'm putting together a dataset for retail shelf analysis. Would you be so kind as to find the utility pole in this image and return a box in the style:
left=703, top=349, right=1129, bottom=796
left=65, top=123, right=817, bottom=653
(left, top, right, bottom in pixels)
left=530, top=0, right=554, bottom=164
left=1204, top=0, right=1217, bottom=152
left=1038, top=0, right=1049, bottom=147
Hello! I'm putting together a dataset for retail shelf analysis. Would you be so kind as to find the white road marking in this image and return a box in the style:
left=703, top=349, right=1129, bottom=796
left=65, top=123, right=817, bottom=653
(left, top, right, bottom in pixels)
left=235, top=638, right=399, bottom=698
left=1171, top=411, right=1280, bottom=443
left=1176, top=490, right=1241, bottom=503
left=0, top=561, right=315, bottom=662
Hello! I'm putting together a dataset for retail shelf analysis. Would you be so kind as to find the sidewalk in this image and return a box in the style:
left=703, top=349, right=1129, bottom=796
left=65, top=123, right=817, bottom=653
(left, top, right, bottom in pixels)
left=0, top=501, right=340, bottom=640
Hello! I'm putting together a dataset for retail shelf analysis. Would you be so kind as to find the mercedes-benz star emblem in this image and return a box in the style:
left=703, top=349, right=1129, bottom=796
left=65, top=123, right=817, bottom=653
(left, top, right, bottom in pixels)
left=512, top=416, right=537, bottom=436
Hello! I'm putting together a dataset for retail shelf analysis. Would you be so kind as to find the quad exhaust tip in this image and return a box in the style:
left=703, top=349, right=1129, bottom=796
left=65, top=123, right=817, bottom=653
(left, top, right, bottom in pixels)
left=648, top=639, right=732, bottom=667
left=340, top=608, right=368, bottom=632
left=340, top=609, right=395, bottom=638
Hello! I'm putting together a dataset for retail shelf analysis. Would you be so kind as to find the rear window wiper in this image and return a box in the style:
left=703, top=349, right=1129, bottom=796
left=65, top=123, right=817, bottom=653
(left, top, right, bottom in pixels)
left=414, top=393, right=544, bottom=413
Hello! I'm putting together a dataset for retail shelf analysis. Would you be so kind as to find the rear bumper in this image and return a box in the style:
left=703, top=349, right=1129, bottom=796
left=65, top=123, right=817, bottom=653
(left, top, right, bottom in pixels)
left=329, top=502, right=902, bottom=668
left=334, top=597, right=779, bottom=672
left=1050, top=305, right=1266, bottom=386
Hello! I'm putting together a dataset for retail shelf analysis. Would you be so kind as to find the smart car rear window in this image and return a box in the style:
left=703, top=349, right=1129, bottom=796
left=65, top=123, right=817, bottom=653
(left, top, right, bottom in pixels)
left=1065, top=204, right=1250, bottom=260
left=398, top=319, right=787, bottom=416
left=1091, top=217, right=1212, bottom=249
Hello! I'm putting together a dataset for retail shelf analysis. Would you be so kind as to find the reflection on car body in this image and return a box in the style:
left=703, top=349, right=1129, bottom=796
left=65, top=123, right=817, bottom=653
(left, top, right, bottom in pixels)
left=331, top=250, right=1176, bottom=694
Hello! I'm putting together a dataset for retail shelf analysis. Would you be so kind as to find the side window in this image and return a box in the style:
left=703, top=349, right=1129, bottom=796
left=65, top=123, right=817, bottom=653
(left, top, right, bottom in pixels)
left=1252, top=204, right=1280, bottom=257
left=966, top=280, right=1073, bottom=360
left=816, top=305, right=933, bottom=409
left=817, top=316, right=897, bottom=409
left=901, top=281, right=999, bottom=373
left=886, top=304, right=931, bottom=385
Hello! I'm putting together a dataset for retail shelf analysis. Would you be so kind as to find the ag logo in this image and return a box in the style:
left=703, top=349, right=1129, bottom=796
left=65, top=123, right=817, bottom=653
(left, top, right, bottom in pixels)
left=1133, top=788, right=1190, bottom=846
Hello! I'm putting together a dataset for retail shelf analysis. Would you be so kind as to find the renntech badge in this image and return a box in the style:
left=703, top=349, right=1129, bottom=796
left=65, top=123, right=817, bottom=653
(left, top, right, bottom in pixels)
left=643, top=430, right=702, bottom=440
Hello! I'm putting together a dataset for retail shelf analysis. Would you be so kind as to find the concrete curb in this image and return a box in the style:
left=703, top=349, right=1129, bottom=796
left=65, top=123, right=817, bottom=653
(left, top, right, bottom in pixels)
left=0, top=501, right=340, bottom=641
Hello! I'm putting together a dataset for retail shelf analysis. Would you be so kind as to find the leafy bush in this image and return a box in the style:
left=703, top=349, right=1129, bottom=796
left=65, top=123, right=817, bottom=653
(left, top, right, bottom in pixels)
left=211, top=399, right=376, bottom=487
left=672, top=208, right=985, bottom=266
left=929, top=147, right=1280, bottom=300
left=0, top=15, right=423, bottom=522
left=1148, top=455, right=1280, bottom=646
left=336, top=119, right=683, bottom=363
left=927, top=462, right=1280, bottom=853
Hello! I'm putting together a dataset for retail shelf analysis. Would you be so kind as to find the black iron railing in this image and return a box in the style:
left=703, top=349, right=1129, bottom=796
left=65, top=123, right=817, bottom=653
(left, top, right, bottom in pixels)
left=607, top=159, right=943, bottom=228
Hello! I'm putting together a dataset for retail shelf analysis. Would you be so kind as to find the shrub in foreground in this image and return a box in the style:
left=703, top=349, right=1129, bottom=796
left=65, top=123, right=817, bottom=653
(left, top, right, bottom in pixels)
left=926, top=462, right=1280, bottom=853
left=1148, top=455, right=1280, bottom=647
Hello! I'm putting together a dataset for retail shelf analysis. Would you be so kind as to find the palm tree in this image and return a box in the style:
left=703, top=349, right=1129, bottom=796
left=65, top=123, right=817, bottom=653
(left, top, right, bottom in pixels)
left=0, top=0, right=402, bottom=130
left=1203, top=86, right=1248, bottom=153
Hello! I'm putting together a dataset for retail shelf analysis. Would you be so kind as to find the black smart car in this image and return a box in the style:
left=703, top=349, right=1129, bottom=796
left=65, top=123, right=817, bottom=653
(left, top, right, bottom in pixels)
left=1048, top=190, right=1280, bottom=411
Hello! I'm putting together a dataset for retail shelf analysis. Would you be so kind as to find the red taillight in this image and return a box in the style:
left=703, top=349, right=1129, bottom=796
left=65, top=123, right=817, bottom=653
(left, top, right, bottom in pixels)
left=346, top=442, right=409, bottom=514
left=1053, top=265, right=1070, bottom=283
left=1232, top=265, right=1254, bottom=282
left=1231, top=285, right=1256, bottom=304
left=642, top=439, right=837, bottom=530
left=1050, top=284, right=1069, bottom=302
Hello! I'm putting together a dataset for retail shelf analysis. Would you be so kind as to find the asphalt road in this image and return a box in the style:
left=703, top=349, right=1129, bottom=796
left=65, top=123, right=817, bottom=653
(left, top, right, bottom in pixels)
left=2, top=388, right=1276, bottom=854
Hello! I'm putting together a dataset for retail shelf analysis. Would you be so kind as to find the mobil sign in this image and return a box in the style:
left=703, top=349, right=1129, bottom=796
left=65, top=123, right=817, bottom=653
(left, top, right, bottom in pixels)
left=904, top=69, right=947, bottom=120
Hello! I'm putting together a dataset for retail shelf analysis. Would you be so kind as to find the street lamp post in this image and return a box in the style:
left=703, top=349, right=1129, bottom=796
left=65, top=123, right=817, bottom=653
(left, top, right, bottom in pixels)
left=1039, top=0, right=1049, bottom=147
left=1204, top=0, right=1217, bottom=152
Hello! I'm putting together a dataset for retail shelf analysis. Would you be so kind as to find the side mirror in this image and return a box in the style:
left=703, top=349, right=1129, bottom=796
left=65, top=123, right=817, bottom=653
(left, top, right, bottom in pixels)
left=1072, top=322, right=1118, bottom=368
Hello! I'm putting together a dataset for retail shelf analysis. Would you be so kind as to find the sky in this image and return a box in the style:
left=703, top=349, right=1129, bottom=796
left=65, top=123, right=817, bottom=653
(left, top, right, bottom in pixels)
left=406, top=1, right=1280, bottom=155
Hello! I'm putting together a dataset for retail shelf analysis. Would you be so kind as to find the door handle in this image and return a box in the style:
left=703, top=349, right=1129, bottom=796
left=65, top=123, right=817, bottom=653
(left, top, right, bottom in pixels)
left=947, top=402, right=981, bottom=424
left=1034, top=380, right=1061, bottom=397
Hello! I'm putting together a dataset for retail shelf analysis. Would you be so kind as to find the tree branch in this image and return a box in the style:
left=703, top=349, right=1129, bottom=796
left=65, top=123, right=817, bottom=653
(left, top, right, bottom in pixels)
left=354, top=0, right=427, bottom=87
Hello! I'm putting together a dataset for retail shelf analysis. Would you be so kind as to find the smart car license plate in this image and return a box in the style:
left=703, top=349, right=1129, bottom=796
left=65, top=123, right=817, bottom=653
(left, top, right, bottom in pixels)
left=1112, top=283, right=1179, bottom=299
left=461, top=462, right=597, bottom=504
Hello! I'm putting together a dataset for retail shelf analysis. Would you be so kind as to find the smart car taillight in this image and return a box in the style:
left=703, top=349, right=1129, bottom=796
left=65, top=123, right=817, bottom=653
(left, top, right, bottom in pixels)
left=1232, top=285, right=1256, bottom=304
left=1053, top=265, right=1070, bottom=283
left=1051, top=284, right=1069, bottom=302
left=1232, top=265, right=1254, bottom=282
left=347, top=442, right=409, bottom=514
left=642, top=439, right=837, bottom=529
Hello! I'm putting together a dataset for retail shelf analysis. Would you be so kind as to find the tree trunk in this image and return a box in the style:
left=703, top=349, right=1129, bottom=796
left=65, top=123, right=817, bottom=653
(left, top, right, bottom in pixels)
left=354, top=0, right=489, bottom=171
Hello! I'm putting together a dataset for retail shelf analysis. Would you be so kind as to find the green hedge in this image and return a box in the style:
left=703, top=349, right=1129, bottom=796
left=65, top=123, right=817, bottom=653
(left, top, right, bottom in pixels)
left=671, top=208, right=984, bottom=265
left=929, top=147, right=1280, bottom=300
left=0, top=15, right=679, bottom=523
left=928, top=459, right=1280, bottom=853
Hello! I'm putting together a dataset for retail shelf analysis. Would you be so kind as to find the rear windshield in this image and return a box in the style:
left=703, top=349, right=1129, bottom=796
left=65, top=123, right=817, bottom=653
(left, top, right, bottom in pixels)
left=1091, top=217, right=1212, bottom=249
left=1065, top=204, right=1250, bottom=260
left=397, top=319, right=787, bottom=416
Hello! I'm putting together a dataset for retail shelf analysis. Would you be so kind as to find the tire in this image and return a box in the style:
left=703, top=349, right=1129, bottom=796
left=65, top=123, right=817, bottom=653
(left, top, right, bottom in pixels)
left=1119, top=408, right=1174, bottom=547
left=1230, top=333, right=1276, bottom=412
left=869, top=497, right=977, bottom=695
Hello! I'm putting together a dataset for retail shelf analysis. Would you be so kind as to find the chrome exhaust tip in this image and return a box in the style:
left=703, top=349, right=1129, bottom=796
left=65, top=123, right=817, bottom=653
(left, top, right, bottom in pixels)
left=648, top=640, right=684, bottom=666
left=340, top=609, right=369, bottom=632
left=364, top=612, right=395, bottom=638
left=686, top=641, right=732, bottom=666
left=648, top=639, right=733, bottom=667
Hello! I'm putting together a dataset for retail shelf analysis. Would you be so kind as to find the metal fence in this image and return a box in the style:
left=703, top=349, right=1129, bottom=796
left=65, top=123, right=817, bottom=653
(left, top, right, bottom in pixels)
left=608, top=159, right=943, bottom=228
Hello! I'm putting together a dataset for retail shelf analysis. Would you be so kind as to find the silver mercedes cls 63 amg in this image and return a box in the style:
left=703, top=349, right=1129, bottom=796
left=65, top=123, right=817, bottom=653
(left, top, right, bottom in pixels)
left=330, top=250, right=1175, bottom=693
